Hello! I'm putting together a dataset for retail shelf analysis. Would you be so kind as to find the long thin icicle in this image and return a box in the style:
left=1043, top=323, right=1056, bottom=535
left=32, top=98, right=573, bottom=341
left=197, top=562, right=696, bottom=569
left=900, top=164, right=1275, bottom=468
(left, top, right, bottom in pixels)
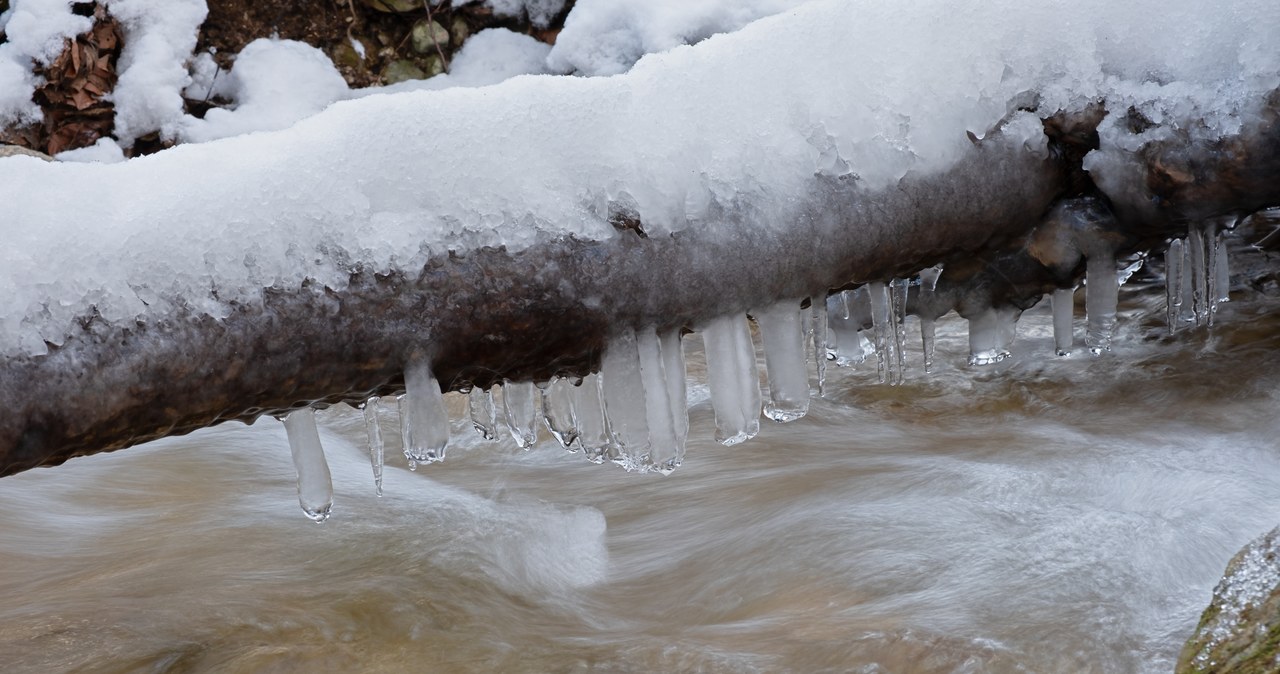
left=401, top=355, right=449, bottom=467
left=362, top=397, right=384, bottom=497
left=659, top=328, right=688, bottom=473
left=1166, top=239, right=1184, bottom=334
left=636, top=329, right=677, bottom=472
left=868, top=281, right=891, bottom=383
left=1085, top=253, right=1118, bottom=354
left=282, top=408, right=333, bottom=522
left=1188, top=225, right=1208, bottom=326
left=1214, top=232, right=1230, bottom=305
left=502, top=380, right=539, bottom=449
left=541, top=378, right=579, bottom=448
left=468, top=387, right=498, bottom=440
left=809, top=298, right=828, bottom=394
left=917, top=267, right=942, bottom=373
left=755, top=299, right=809, bottom=422
left=701, top=314, right=761, bottom=446
left=572, top=373, right=611, bottom=463
left=1052, top=287, right=1074, bottom=356
left=890, top=279, right=908, bottom=385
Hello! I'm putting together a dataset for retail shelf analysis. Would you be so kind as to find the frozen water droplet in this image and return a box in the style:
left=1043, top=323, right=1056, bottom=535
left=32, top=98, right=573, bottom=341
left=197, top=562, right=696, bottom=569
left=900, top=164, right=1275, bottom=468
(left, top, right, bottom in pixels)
left=468, top=387, right=498, bottom=441
left=362, top=396, right=384, bottom=497
left=541, top=378, right=580, bottom=448
left=1051, top=287, right=1075, bottom=356
left=600, top=329, right=652, bottom=470
left=502, top=380, right=539, bottom=449
left=755, top=299, right=809, bottom=422
left=700, top=314, right=761, bottom=446
left=571, top=373, right=611, bottom=463
left=281, top=408, right=333, bottom=522
left=400, top=356, right=450, bottom=464
left=810, top=298, right=828, bottom=395
left=1085, top=253, right=1119, bottom=354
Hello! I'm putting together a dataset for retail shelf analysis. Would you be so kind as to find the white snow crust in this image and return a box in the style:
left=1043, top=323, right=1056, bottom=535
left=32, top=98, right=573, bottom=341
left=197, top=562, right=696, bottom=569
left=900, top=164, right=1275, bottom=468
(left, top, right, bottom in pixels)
left=1, top=0, right=1278, bottom=356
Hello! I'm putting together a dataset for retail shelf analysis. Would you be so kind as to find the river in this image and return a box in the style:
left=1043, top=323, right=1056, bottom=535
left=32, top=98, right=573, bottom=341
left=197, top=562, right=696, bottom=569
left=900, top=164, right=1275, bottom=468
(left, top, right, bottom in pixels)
left=2, top=265, right=1278, bottom=673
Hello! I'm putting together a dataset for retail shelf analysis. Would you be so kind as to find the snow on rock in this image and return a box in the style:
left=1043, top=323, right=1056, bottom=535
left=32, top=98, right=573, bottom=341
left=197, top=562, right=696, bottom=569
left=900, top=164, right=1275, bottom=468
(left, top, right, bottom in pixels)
left=451, top=0, right=566, bottom=30
left=177, top=38, right=350, bottom=144
left=370, top=28, right=550, bottom=95
left=104, top=0, right=207, bottom=146
left=54, top=135, right=126, bottom=163
left=0, top=0, right=92, bottom=126
left=546, top=0, right=814, bottom=76
left=0, top=0, right=1277, bottom=357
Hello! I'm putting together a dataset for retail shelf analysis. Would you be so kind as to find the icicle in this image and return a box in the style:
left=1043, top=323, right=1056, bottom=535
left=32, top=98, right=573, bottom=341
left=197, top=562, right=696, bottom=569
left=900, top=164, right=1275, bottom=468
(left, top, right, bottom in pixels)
left=636, top=329, right=679, bottom=471
left=468, top=387, right=498, bottom=441
left=502, top=380, right=539, bottom=449
left=1166, top=239, right=1184, bottom=335
left=541, top=378, right=579, bottom=448
left=1051, top=287, right=1074, bottom=356
left=868, top=281, right=905, bottom=384
left=700, top=313, right=762, bottom=446
left=968, top=307, right=1008, bottom=365
left=572, top=373, right=611, bottom=463
left=362, top=397, right=384, bottom=497
left=810, top=298, right=828, bottom=394
left=920, top=318, right=936, bottom=373
left=890, top=279, right=908, bottom=385
left=1188, top=226, right=1208, bottom=326
left=400, top=355, right=449, bottom=466
left=658, top=328, right=688, bottom=473
left=282, top=408, right=333, bottom=522
left=1178, top=238, right=1196, bottom=325
left=600, top=329, right=652, bottom=470
left=1214, top=232, right=1230, bottom=305
left=1085, top=253, right=1119, bottom=354
left=755, top=300, right=810, bottom=422
left=839, top=289, right=852, bottom=319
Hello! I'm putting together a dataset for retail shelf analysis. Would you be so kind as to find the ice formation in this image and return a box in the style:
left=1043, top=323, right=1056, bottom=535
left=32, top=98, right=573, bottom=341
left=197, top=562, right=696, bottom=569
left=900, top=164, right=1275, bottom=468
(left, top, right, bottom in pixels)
left=755, top=300, right=809, bottom=422
left=502, top=381, right=539, bottom=449
left=400, top=356, right=449, bottom=467
left=1165, top=223, right=1233, bottom=333
left=700, top=315, right=762, bottom=446
left=1051, top=288, right=1075, bottom=357
left=540, top=378, right=579, bottom=448
left=280, top=408, right=333, bottom=522
left=362, top=396, right=385, bottom=496
left=469, top=387, right=499, bottom=441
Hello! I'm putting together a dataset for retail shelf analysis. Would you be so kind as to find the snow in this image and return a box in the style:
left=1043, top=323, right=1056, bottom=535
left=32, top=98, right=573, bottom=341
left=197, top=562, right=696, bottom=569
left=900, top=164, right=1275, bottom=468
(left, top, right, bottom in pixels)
left=0, top=0, right=91, bottom=126
left=372, top=28, right=550, bottom=95
left=105, top=0, right=207, bottom=146
left=54, top=135, right=125, bottom=163
left=0, top=0, right=1278, bottom=356
left=452, top=0, right=566, bottom=30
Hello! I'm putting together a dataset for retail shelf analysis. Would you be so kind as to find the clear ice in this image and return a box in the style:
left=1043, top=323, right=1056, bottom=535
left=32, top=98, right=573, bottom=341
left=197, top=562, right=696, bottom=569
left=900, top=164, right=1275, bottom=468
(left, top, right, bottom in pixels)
left=1085, top=253, right=1118, bottom=354
left=755, top=300, right=810, bottom=422
left=917, top=267, right=943, bottom=373
left=1214, top=232, right=1230, bottom=305
left=700, top=313, right=762, bottom=446
left=1188, top=226, right=1209, bottom=327
left=1051, top=287, right=1074, bottom=356
left=362, top=397, right=384, bottom=497
left=541, top=378, right=580, bottom=448
left=659, top=328, right=689, bottom=473
left=600, top=329, right=652, bottom=470
left=468, top=387, right=499, bottom=441
left=636, top=328, right=681, bottom=472
left=502, top=380, right=539, bottom=449
left=810, top=298, right=828, bottom=394
left=571, top=373, right=612, bottom=463
left=968, top=307, right=1016, bottom=365
left=400, top=356, right=450, bottom=466
left=282, top=408, right=333, bottom=522
left=825, top=292, right=873, bottom=367
left=1166, top=239, right=1184, bottom=334
left=868, top=281, right=906, bottom=385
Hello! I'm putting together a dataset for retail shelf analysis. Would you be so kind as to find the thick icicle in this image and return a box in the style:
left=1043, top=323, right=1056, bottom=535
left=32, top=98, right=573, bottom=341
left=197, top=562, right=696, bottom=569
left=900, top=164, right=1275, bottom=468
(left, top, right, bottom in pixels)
left=824, top=293, right=871, bottom=366
left=1214, top=233, right=1230, bottom=305
left=968, top=307, right=1013, bottom=365
left=541, top=378, right=579, bottom=448
left=400, top=356, right=449, bottom=466
left=600, top=329, right=652, bottom=469
left=468, top=387, right=498, bottom=441
left=1085, top=253, right=1119, bottom=354
left=502, top=380, right=539, bottom=449
left=755, top=300, right=810, bottom=422
left=636, top=329, right=678, bottom=471
left=1051, top=287, right=1074, bottom=356
left=362, top=397, right=384, bottom=497
left=1166, top=239, right=1184, bottom=334
left=700, top=313, right=761, bottom=446
left=658, top=328, right=688, bottom=473
left=810, top=298, right=828, bottom=394
left=282, top=408, right=333, bottom=522
left=571, top=373, right=611, bottom=463
left=1188, top=226, right=1209, bottom=326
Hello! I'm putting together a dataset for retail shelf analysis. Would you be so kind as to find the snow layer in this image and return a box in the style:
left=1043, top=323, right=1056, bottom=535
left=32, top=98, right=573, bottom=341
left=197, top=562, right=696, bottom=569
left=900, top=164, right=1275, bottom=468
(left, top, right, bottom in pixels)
left=105, top=0, right=207, bottom=145
left=547, top=0, right=813, bottom=76
left=0, top=0, right=91, bottom=126
left=1, top=0, right=1278, bottom=356
left=452, top=0, right=566, bottom=30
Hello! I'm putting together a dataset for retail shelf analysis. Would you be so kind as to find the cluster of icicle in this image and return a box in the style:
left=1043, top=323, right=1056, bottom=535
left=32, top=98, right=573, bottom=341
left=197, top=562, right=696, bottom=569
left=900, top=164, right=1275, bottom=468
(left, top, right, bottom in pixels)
left=278, top=236, right=1230, bottom=521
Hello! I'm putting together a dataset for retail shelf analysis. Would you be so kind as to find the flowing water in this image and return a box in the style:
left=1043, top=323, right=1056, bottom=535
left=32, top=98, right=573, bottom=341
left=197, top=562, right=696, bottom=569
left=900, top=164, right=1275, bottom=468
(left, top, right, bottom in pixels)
left=3, top=273, right=1280, bottom=673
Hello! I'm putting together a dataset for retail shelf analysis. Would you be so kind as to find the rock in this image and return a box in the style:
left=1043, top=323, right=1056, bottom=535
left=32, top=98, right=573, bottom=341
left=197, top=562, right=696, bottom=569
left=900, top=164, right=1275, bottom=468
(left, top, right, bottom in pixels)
left=1178, top=526, right=1280, bottom=673
left=361, top=0, right=419, bottom=13
left=450, top=16, right=470, bottom=48
left=0, top=145, right=53, bottom=162
left=422, top=54, right=446, bottom=78
left=382, top=60, right=425, bottom=84
left=411, top=19, right=450, bottom=55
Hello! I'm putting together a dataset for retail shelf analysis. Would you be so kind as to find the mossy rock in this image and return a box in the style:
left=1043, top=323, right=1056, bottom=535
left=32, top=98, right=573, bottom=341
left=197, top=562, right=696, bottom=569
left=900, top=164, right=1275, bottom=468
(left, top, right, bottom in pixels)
left=1178, top=527, right=1280, bottom=673
left=382, top=59, right=425, bottom=84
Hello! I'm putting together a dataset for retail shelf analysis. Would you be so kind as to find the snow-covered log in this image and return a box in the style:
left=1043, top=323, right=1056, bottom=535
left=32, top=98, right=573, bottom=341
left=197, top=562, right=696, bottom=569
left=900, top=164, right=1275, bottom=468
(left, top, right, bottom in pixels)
left=1, top=0, right=1278, bottom=476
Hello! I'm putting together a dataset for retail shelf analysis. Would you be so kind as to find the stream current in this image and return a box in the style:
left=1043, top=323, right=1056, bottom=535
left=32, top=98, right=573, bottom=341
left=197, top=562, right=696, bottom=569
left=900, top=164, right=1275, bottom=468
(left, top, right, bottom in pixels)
left=2, top=271, right=1279, bottom=673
